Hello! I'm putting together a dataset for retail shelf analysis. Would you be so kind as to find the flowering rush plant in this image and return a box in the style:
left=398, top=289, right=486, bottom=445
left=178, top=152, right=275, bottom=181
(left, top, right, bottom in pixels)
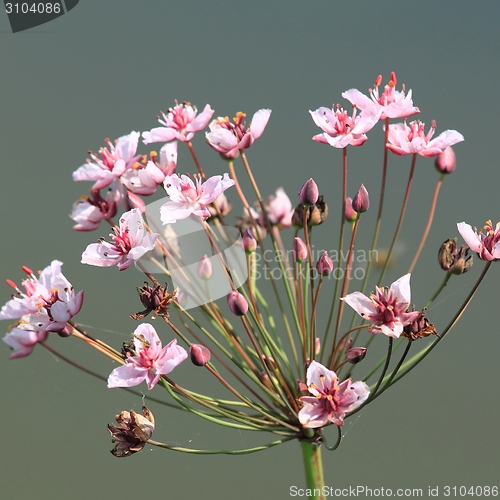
left=3, top=73, right=492, bottom=498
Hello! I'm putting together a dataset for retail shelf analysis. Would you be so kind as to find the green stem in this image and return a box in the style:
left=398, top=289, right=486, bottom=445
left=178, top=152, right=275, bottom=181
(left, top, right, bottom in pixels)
left=301, top=441, right=326, bottom=499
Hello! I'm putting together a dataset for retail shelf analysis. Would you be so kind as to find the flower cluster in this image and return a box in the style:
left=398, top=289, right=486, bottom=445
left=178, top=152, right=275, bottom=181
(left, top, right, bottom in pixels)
left=1, top=261, right=83, bottom=358
left=4, top=73, right=492, bottom=495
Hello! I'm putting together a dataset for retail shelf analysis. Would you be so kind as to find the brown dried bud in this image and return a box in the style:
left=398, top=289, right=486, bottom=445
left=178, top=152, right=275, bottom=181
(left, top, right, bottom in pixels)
left=130, top=282, right=178, bottom=320
left=438, top=238, right=473, bottom=274
left=292, top=196, right=328, bottom=228
left=108, top=406, right=155, bottom=458
left=402, top=310, right=439, bottom=341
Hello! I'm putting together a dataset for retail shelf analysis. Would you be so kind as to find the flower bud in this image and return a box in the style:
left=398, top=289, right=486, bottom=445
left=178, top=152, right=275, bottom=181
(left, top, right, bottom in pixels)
left=293, top=237, right=308, bottom=263
left=346, top=347, right=367, bottom=364
left=197, top=255, right=213, bottom=280
left=299, top=178, right=319, bottom=206
left=344, top=197, right=357, bottom=223
left=435, top=146, right=456, bottom=174
left=438, top=238, right=473, bottom=274
left=352, top=184, right=370, bottom=213
left=242, top=228, right=257, bottom=254
left=227, top=290, right=248, bottom=316
left=189, top=344, right=211, bottom=366
left=316, top=251, right=334, bottom=276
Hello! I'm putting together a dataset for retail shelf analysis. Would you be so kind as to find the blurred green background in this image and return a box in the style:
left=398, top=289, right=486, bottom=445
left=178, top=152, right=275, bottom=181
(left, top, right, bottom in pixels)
left=1, top=1, right=499, bottom=499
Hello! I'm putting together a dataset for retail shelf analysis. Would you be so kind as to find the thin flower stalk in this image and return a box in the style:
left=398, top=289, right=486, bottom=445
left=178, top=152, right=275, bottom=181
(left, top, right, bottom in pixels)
left=376, top=153, right=417, bottom=285
left=321, top=146, right=348, bottom=363
left=407, top=173, right=445, bottom=273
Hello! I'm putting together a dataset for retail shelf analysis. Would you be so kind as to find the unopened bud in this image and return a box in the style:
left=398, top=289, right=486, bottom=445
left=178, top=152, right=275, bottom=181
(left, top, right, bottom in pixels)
left=438, top=238, right=473, bottom=274
left=346, top=347, right=367, bottom=364
left=197, top=255, right=213, bottom=280
left=242, top=228, right=257, bottom=254
left=352, top=184, right=370, bottom=213
left=435, top=146, right=456, bottom=174
left=299, top=178, right=319, bottom=206
left=297, top=379, right=308, bottom=393
left=344, top=197, right=357, bottom=223
left=293, top=237, right=308, bottom=262
left=227, top=290, right=248, bottom=316
left=316, top=251, right=334, bottom=276
left=189, top=344, right=211, bottom=366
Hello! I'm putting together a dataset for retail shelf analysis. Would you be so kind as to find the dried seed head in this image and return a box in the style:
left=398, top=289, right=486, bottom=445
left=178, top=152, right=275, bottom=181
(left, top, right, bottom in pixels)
left=438, top=238, right=473, bottom=274
left=108, top=406, right=155, bottom=458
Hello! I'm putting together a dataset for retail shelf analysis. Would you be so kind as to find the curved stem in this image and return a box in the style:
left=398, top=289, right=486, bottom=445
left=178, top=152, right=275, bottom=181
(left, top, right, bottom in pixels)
left=390, top=260, right=492, bottom=385
left=147, top=436, right=295, bottom=455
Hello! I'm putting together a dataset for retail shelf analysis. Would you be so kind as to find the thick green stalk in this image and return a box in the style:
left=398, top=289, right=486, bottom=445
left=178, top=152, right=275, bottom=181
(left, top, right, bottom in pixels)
left=301, top=441, right=326, bottom=499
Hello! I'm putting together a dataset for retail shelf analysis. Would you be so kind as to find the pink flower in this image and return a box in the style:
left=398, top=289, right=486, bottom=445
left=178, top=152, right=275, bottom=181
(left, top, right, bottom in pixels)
left=342, top=72, right=420, bottom=120
left=107, top=323, right=187, bottom=390
left=142, top=102, right=214, bottom=144
left=3, top=314, right=50, bottom=359
left=160, top=173, right=235, bottom=224
left=298, top=361, right=369, bottom=428
left=81, top=208, right=158, bottom=271
left=73, top=132, right=142, bottom=190
left=206, top=109, right=271, bottom=159
left=386, top=120, right=464, bottom=157
left=310, top=105, right=380, bottom=148
left=341, top=274, right=420, bottom=338
left=121, top=142, right=178, bottom=196
left=71, top=181, right=123, bottom=231
left=457, top=220, right=500, bottom=261
left=0, top=261, right=84, bottom=331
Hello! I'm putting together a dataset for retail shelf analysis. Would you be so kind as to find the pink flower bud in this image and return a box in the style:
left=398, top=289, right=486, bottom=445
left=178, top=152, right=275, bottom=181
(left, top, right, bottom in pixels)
left=299, top=178, right=319, bottom=206
left=227, top=290, right=248, bottom=316
left=293, top=237, right=308, bottom=262
left=197, top=255, right=213, bottom=280
left=346, top=347, right=367, bottom=364
left=344, top=197, right=357, bottom=222
left=435, top=146, right=456, bottom=174
left=189, top=344, right=211, bottom=366
left=242, top=228, right=257, bottom=254
left=352, top=184, right=370, bottom=213
left=316, top=251, right=334, bottom=276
